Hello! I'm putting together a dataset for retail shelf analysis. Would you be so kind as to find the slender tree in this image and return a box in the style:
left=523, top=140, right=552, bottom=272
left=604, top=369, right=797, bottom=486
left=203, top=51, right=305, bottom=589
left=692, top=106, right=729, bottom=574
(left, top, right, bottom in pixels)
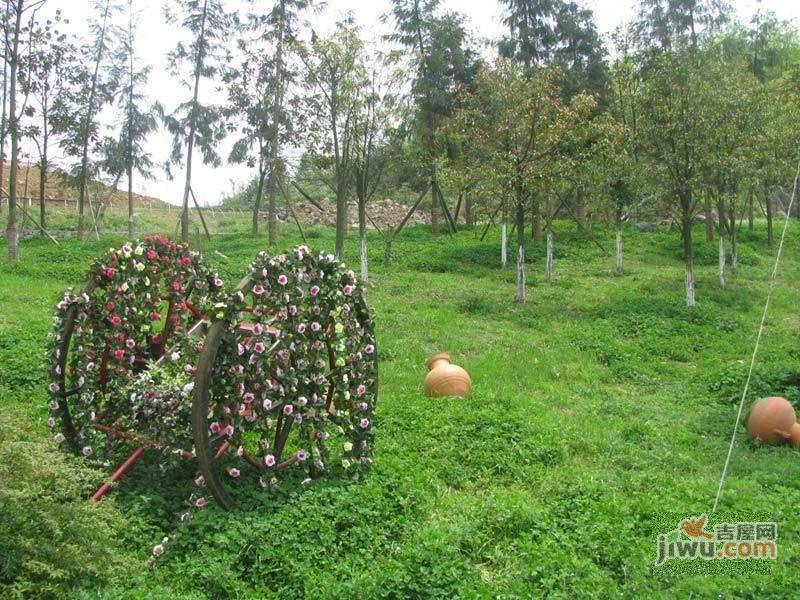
left=226, top=0, right=311, bottom=238
left=162, top=0, right=228, bottom=243
left=74, top=0, right=119, bottom=240
left=302, top=19, right=365, bottom=259
left=26, top=8, right=70, bottom=233
left=109, top=0, right=156, bottom=238
left=4, top=0, right=45, bottom=261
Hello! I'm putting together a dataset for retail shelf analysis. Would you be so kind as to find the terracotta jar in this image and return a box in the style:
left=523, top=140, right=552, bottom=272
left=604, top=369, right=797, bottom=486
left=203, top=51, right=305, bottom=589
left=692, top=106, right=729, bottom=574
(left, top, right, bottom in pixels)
left=746, top=396, right=796, bottom=444
left=424, top=353, right=471, bottom=398
left=789, top=423, right=800, bottom=449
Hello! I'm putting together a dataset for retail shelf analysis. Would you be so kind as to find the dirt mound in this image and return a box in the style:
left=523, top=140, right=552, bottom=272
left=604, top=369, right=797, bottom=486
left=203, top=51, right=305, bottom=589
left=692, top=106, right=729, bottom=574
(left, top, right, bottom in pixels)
left=2, top=162, right=167, bottom=208
left=268, top=198, right=431, bottom=230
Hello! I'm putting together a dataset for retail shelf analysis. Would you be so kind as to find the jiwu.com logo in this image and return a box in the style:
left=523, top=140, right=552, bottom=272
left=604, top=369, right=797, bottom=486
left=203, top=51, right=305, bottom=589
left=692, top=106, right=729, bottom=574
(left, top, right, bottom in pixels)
left=656, top=514, right=777, bottom=566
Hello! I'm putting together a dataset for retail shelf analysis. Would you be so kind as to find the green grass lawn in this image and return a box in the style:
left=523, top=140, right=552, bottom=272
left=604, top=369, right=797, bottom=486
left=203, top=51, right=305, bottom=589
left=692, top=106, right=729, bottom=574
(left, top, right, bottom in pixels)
left=2, top=220, right=800, bottom=597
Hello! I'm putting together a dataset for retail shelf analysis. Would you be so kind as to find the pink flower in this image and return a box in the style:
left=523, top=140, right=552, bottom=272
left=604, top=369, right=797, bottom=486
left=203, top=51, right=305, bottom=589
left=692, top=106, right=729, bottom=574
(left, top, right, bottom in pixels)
left=86, top=362, right=95, bottom=371
left=243, top=392, right=254, bottom=403
left=359, top=418, right=370, bottom=429
left=289, top=305, right=297, bottom=316
left=343, top=285, right=354, bottom=296
left=113, top=349, right=125, bottom=362
left=283, top=404, right=293, bottom=415
left=210, top=422, right=220, bottom=434
left=297, top=449, right=308, bottom=461
left=311, top=322, right=321, bottom=332
left=253, top=342, right=266, bottom=354
left=106, top=300, right=116, bottom=311
left=310, top=285, right=320, bottom=297
left=171, top=280, right=182, bottom=292
left=213, top=277, right=223, bottom=287
left=277, top=274, right=288, bottom=286
left=356, top=384, right=366, bottom=396
left=48, top=382, right=58, bottom=393
left=224, top=424, right=234, bottom=437
left=264, top=454, right=275, bottom=467
left=262, top=399, right=273, bottom=410
left=228, top=468, right=240, bottom=478
left=237, top=343, right=245, bottom=356
left=146, top=249, right=158, bottom=260
left=109, top=315, right=122, bottom=327
left=195, top=497, right=206, bottom=508
left=102, top=267, right=117, bottom=279
left=125, top=339, right=135, bottom=349
left=253, top=323, right=263, bottom=335
left=296, top=323, right=306, bottom=334
left=252, top=284, right=265, bottom=295
left=364, top=344, right=375, bottom=354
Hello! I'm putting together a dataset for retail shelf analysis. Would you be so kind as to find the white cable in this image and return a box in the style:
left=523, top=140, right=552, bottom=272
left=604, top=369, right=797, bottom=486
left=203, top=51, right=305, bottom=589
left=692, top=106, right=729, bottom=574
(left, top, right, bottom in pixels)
left=712, top=161, right=800, bottom=513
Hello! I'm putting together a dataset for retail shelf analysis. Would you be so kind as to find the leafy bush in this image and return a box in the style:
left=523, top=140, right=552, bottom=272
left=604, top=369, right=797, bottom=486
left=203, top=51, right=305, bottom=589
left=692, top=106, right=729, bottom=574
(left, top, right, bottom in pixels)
left=0, top=415, right=135, bottom=597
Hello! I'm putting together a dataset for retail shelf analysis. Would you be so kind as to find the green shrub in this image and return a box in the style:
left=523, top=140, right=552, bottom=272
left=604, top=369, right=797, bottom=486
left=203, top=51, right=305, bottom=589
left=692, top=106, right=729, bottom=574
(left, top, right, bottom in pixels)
left=0, top=414, right=136, bottom=598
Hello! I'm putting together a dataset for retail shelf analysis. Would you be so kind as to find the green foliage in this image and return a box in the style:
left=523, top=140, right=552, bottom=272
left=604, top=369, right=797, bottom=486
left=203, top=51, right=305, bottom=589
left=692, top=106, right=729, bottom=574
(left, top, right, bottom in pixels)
left=2, top=220, right=800, bottom=596
left=0, top=416, right=136, bottom=597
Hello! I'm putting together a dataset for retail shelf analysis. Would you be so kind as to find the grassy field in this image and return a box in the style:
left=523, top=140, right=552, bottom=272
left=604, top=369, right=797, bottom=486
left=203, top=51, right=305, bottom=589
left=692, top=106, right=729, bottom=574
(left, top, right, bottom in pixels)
left=2, top=219, right=800, bottom=597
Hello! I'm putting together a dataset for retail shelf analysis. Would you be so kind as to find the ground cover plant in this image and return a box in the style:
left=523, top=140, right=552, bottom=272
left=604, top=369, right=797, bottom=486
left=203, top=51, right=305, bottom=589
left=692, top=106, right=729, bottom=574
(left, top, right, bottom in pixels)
left=2, top=219, right=800, bottom=597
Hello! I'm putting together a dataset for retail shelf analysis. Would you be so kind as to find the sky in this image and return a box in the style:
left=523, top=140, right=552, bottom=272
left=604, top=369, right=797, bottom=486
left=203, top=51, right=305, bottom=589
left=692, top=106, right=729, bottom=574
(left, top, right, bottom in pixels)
left=34, top=0, right=800, bottom=206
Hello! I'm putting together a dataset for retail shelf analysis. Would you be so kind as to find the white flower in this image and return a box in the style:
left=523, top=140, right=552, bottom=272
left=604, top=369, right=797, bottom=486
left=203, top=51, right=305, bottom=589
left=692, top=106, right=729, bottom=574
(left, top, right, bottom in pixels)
left=152, top=544, right=165, bottom=557
left=343, top=442, right=353, bottom=452
left=182, top=382, right=195, bottom=394
left=171, top=351, right=181, bottom=362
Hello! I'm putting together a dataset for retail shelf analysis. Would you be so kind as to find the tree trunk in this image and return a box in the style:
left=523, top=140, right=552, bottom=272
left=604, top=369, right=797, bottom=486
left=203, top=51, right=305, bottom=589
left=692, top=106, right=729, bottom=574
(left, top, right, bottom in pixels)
left=729, top=201, right=738, bottom=273
left=531, top=195, right=542, bottom=243
left=78, top=0, right=112, bottom=241
left=267, top=1, right=286, bottom=246
left=765, top=186, right=773, bottom=247
left=546, top=229, right=554, bottom=282
left=615, top=222, right=623, bottom=275
left=500, top=222, right=507, bottom=269
left=180, top=0, right=209, bottom=244
left=575, top=190, right=586, bottom=232
left=252, top=161, right=266, bottom=235
left=682, top=210, right=695, bottom=307
left=5, top=0, right=22, bottom=262
left=39, top=146, right=47, bottom=234
left=358, top=193, right=367, bottom=285
left=704, top=196, right=713, bottom=242
left=334, top=180, right=347, bottom=260
left=515, top=199, right=525, bottom=303
left=127, top=30, right=134, bottom=240
left=464, top=194, right=472, bottom=225
left=718, top=234, right=726, bottom=289
left=0, top=0, right=8, bottom=218
left=747, top=188, right=754, bottom=232
left=430, top=179, right=438, bottom=237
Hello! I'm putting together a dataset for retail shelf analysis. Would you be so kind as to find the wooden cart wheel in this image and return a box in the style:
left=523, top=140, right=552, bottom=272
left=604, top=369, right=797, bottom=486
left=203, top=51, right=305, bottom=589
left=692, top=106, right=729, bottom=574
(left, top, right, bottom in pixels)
left=192, top=247, right=378, bottom=509
left=47, top=236, right=224, bottom=460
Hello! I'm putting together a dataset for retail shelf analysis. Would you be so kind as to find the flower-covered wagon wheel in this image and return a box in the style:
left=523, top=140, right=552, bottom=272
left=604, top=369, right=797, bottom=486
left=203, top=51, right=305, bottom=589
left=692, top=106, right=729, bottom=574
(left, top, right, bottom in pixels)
left=192, top=246, right=378, bottom=509
left=47, top=235, right=225, bottom=460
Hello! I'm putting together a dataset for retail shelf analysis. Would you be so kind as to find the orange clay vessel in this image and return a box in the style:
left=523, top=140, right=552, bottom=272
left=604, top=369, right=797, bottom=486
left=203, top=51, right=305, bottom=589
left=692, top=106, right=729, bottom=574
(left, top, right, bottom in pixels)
left=424, top=353, right=471, bottom=398
left=746, top=396, right=796, bottom=445
left=788, top=423, right=800, bottom=449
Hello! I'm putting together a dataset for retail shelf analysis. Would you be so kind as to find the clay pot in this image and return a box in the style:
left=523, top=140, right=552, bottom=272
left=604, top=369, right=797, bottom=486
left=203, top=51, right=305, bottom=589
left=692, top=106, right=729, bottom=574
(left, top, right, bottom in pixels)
left=424, top=353, right=471, bottom=398
left=746, top=396, right=796, bottom=444
left=789, top=423, right=800, bottom=449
